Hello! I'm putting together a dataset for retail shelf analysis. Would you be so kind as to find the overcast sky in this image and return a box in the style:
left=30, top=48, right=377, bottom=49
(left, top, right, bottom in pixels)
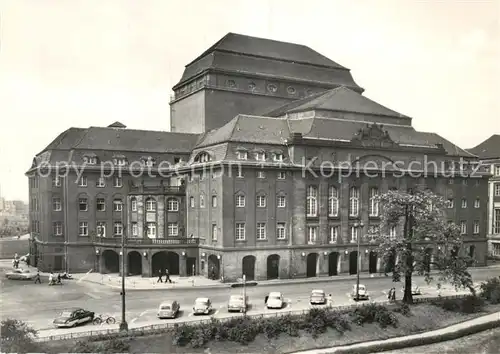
left=0, top=0, right=499, bottom=201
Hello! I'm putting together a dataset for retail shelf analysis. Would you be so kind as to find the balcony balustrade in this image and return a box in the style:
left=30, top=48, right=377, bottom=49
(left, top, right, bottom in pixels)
left=94, top=236, right=200, bottom=246
left=129, top=184, right=186, bottom=195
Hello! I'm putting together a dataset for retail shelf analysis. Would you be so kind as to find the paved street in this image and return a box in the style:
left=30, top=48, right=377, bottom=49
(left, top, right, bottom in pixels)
left=1, top=266, right=498, bottom=338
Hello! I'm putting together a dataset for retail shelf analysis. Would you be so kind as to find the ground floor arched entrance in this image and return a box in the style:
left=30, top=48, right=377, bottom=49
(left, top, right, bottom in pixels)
left=208, top=255, right=220, bottom=279
left=369, top=251, right=377, bottom=274
left=349, top=251, right=358, bottom=275
left=267, top=254, right=280, bottom=280
left=306, top=253, right=319, bottom=277
left=127, top=251, right=142, bottom=276
left=102, top=250, right=119, bottom=273
left=242, top=255, right=256, bottom=281
left=328, top=252, right=339, bottom=276
left=152, top=251, right=179, bottom=276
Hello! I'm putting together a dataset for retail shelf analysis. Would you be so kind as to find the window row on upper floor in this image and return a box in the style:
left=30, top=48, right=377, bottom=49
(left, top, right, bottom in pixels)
left=71, top=197, right=180, bottom=212
left=446, top=197, right=482, bottom=209
left=189, top=169, right=287, bottom=181
left=193, top=150, right=285, bottom=164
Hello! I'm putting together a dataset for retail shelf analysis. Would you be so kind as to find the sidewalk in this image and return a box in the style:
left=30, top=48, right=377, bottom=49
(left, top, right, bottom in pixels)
left=293, top=311, right=500, bottom=354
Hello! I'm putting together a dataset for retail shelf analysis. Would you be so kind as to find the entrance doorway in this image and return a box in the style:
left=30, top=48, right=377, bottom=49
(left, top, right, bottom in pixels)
left=242, top=255, right=256, bottom=280
left=267, top=254, right=280, bottom=279
left=328, top=252, right=339, bottom=276
left=186, top=257, right=196, bottom=276
left=208, top=255, right=220, bottom=279
left=369, top=251, right=377, bottom=274
left=127, top=251, right=142, bottom=275
left=306, top=253, right=319, bottom=277
left=54, top=255, right=63, bottom=271
left=349, top=251, right=358, bottom=275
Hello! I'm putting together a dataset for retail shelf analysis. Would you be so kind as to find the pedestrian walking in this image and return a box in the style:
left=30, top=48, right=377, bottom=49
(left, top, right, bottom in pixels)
left=390, top=287, right=396, bottom=301
left=157, top=269, right=163, bottom=283
left=165, top=269, right=172, bottom=283
left=34, top=270, right=41, bottom=284
left=327, top=294, right=333, bottom=307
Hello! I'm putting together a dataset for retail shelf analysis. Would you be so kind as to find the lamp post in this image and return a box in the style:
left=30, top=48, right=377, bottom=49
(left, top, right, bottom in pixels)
left=242, top=274, right=247, bottom=314
left=354, top=220, right=364, bottom=301
left=119, top=208, right=128, bottom=332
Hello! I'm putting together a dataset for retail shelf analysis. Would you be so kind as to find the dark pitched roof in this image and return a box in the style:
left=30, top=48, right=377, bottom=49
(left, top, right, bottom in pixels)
left=108, top=121, right=127, bottom=128
left=173, top=33, right=363, bottom=92
left=266, top=86, right=408, bottom=118
left=39, top=125, right=200, bottom=155
left=467, top=134, right=500, bottom=159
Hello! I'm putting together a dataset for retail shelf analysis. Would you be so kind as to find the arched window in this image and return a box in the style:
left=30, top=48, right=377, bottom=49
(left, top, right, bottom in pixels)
left=167, top=198, right=179, bottom=212
left=145, top=197, right=156, bottom=212
left=328, top=186, right=339, bottom=217
left=369, top=188, right=379, bottom=217
left=306, top=186, right=318, bottom=217
left=349, top=187, right=359, bottom=217
left=194, top=152, right=210, bottom=163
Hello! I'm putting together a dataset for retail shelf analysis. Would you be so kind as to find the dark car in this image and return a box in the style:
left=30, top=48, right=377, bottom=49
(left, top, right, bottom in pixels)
left=53, top=308, right=95, bottom=328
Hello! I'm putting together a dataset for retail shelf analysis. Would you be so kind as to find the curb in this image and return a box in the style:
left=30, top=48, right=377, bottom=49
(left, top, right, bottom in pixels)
left=293, top=312, right=500, bottom=354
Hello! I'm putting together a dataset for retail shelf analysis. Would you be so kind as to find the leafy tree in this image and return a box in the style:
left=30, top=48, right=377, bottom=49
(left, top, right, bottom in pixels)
left=0, top=318, right=43, bottom=353
left=370, top=189, right=474, bottom=304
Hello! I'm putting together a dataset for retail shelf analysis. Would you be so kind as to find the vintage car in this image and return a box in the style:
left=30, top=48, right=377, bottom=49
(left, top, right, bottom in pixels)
left=53, top=308, right=95, bottom=328
left=402, top=283, right=422, bottom=295
left=227, top=294, right=247, bottom=313
left=266, top=292, right=284, bottom=309
left=310, top=289, right=326, bottom=305
left=157, top=300, right=180, bottom=319
left=193, top=297, right=212, bottom=315
left=5, top=269, right=36, bottom=280
left=350, top=284, right=369, bottom=300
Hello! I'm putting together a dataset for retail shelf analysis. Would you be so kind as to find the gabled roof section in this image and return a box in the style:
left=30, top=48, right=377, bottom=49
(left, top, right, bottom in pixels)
left=108, top=121, right=127, bottom=128
left=267, top=86, right=408, bottom=118
left=467, top=134, right=500, bottom=159
left=38, top=126, right=200, bottom=155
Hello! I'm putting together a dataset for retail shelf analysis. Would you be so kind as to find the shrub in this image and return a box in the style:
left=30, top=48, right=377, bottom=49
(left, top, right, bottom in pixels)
left=392, top=303, right=411, bottom=316
left=349, top=303, right=397, bottom=328
left=71, top=338, right=130, bottom=353
left=480, top=277, right=500, bottom=304
left=0, top=318, right=43, bottom=354
left=433, top=295, right=484, bottom=313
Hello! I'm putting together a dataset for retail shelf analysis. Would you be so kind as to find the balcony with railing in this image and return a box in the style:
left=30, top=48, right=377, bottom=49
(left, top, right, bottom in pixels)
left=94, top=236, right=200, bottom=246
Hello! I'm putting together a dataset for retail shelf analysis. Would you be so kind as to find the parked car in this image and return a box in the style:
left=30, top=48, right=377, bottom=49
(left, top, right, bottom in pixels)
left=351, top=284, right=369, bottom=300
left=5, top=269, right=36, bottom=280
left=157, top=300, right=180, bottom=319
left=193, top=297, right=212, bottom=315
left=266, top=292, right=284, bottom=309
left=402, top=283, right=421, bottom=295
left=53, top=308, right=95, bottom=328
left=228, top=294, right=247, bottom=313
left=310, top=289, right=326, bottom=305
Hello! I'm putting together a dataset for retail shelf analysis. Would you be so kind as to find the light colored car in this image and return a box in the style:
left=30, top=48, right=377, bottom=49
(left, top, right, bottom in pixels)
left=266, top=292, right=284, bottom=309
left=310, top=289, right=326, bottom=305
left=5, top=269, right=36, bottom=280
left=193, top=297, right=212, bottom=315
left=228, top=294, right=247, bottom=313
left=402, top=283, right=421, bottom=295
left=157, top=300, right=180, bottom=319
left=351, top=284, right=369, bottom=300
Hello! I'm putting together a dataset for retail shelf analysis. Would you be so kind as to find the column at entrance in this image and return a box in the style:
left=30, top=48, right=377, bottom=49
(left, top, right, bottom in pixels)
left=179, top=253, right=187, bottom=276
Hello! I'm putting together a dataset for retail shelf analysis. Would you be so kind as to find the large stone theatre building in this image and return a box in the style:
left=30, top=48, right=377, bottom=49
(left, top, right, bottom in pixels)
left=27, top=33, right=489, bottom=282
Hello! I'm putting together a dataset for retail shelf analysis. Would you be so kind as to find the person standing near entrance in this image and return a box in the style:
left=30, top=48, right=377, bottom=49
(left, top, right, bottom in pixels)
left=157, top=269, right=163, bottom=283
left=165, top=269, right=172, bottom=283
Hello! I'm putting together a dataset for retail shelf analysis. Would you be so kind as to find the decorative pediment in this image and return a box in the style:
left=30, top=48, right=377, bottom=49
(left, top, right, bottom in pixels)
left=350, top=123, right=398, bottom=149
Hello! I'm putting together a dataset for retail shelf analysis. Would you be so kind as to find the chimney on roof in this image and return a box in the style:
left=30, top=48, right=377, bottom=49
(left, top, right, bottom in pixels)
left=108, top=121, right=127, bottom=128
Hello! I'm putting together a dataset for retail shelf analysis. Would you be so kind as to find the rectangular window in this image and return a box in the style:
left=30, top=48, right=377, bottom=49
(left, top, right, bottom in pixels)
left=461, top=199, right=467, bottom=209
left=495, top=165, right=500, bottom=176
left=474, top=199, right=480, bottom=208
left=390, top=226, right=396, bottom=239
left=145, top=198, right=156, bottom=211
left=131, top=199, right=137, bottom=211
left=274, top=153, right=283, bottom=162
left=473, top=220, right=480, bottom=234
left=277, top=195, right=286, bottom=208
left=114, top=177, right=123, bottom=187
left=350, top=226, right=358, bottom=243
left=131, top=222, right=138, bottom=237
left=97, top=177, right=105, bottom=187
left=494, top=209, right=500, bottom=234
left=79, top=198, right=88, bottom=211
left=167, top=198, right=179, bottom=211
left=96, top=222, right=106, bottom=237
left=462, top=179, right=468, bottom=185
left=257, top=170, right=265, bottom=179
left=84, top=156, right=97, bottom=165
left=349, top=187, right=360, bottom=217
left=53, top=221, right=62, bottom=236
left=277, top=223, right=286, bottom=240
left=212, top=224, right=217, bottom=241
left=79, top=221, right=88, bottom=236
left=53, top=198, right=62, bottom=211
left=236, top=168, right=243, bottom=178
left=212, top=196, right=217, bottom=208
left=78, top=176, right=87, bottom=187
left=237, top=151, right=247, bottom=160
left=190, top=196, right=195, bottom=208
left=235, top=223, right=245, bottom=240
left=114, top=222, right=123, bottom=236
left=236, top=195, right=245, bottom=207
left=113, top=200, right=123, bottom=212
left=329, top=186, right=339, bottom=217
left=495, top=184, right=500, bottom=196
left=306, top=186, right=318, bottom=217
left=257, top=195, right=266, bottom=207
left=447, top=199, right=454, bottom=208
left=256, top=152, right=266, bottom=161
left=167, top=222, right=178, bottom=236
left=96, top=198, right=106, bottom=211
left=307, top=226, right=317, bottom=244
left=200, top=195, right=205, bottom=208
left=52, top=176, right=61, bottom=187
left=329, top=226, right=339, bottom=244
left=147, top=222, right=157, bottom=237
left=460, top=221, right=467, bottom=235
left=277, top=171, right=286, bottom=180
left=257, top=223, right=266, bottom=240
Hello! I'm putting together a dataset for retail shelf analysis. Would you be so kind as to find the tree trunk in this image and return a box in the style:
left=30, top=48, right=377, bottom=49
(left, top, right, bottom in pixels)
left=402, top=204, right=414, bottom=304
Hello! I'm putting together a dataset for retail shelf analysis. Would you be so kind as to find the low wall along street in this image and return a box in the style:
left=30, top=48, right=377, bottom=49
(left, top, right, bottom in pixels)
left=35, top=294, right=468, bottom=343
